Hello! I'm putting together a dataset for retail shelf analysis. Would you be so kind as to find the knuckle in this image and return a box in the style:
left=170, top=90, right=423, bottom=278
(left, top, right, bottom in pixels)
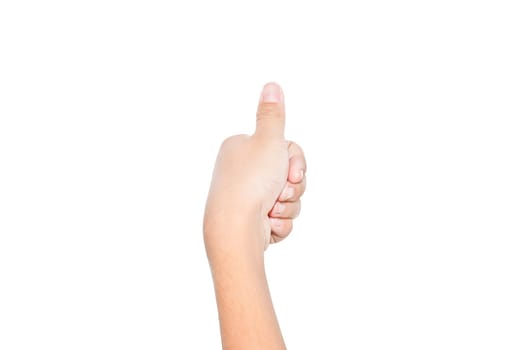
left=299, top=177, right=307, bottom=194
left=293, top=201, right=302, bottom=218
left=286, top=219, right=293, bottom=232
left=220, top=134, right=248, bottom=150
left=256, top=103, right=282, bottom=121
left=291, top=183, right=304, bottom=199
left=288, top=140, right=304, bottom=155
left=296, top=176, right=307, bottom=197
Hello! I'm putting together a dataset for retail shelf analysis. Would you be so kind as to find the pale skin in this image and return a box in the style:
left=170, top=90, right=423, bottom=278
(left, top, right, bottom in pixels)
left=203, top=82, right=307, bottom=350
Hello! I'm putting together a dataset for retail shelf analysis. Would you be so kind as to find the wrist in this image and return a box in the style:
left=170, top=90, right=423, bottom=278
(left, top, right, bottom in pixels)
left=204, top=218, right=267, bottom=264
left=203, top=198, right=269, bottom=253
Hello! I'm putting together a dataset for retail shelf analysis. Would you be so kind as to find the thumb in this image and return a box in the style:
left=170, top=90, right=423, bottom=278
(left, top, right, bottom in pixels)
left=255, top=82, right=285, bottom=139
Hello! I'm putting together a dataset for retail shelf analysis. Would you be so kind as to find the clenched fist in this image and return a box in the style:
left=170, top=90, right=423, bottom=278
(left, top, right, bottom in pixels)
left=204, top=82, right=307, bottom=257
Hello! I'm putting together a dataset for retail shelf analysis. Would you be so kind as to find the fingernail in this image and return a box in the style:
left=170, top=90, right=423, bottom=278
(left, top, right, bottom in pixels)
left=295, top=169, right=304, bottom=182
left=281, top=186, right=294, bottom=201
left=261, top=83, right=281, bottom=103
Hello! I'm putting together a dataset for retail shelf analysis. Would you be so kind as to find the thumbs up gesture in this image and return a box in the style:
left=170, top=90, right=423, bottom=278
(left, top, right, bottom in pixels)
left=204, top=83, right=307, bottom=256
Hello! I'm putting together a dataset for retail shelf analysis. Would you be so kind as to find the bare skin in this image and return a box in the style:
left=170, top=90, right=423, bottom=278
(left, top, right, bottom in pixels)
left=203, top=82, right=307, bottom=350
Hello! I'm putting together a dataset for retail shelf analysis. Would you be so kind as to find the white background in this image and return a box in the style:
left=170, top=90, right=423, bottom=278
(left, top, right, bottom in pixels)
left=1, top=1, right=522, bottom=349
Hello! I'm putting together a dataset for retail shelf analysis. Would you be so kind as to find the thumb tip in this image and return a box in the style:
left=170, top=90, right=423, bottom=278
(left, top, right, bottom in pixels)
left=260, top=82, right=284, bottom=104
left=255, top=82, right=286, bottom=138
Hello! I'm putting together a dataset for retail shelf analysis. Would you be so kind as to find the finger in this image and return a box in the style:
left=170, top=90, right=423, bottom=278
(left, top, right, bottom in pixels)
left=270, top=218, right=293, bottom=244
left=287, top=142, right=306, bottom=183
left=269, top=200, right=301, bottom=219
left=254, top=82, right=285, bottom=139
left=278, top=176, right=307, bottom=202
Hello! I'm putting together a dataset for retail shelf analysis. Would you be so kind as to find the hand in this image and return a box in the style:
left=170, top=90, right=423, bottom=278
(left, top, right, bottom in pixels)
left=203, top=82, right=307, bottom=256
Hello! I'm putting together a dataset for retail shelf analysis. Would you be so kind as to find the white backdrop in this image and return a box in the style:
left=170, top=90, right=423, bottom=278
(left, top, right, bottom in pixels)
left=1, top=1, right=522, bottom=349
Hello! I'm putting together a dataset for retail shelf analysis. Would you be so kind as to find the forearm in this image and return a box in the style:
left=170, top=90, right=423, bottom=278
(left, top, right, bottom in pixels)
left=205, top=228, right=286, bottom=350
